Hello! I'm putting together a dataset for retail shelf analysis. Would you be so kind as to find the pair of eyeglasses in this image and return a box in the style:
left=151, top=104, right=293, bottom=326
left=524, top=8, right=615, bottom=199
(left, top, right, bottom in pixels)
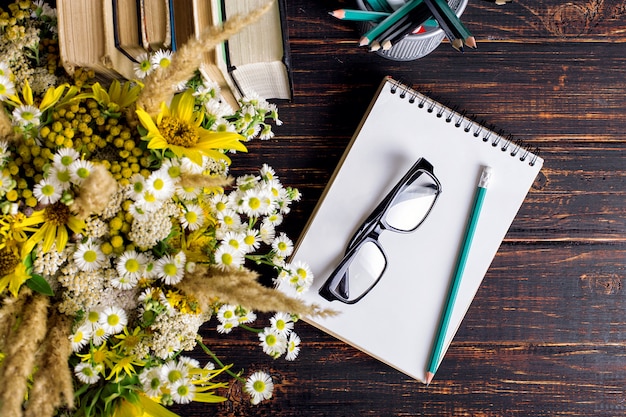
left=319, top=157, right=442, bottom=304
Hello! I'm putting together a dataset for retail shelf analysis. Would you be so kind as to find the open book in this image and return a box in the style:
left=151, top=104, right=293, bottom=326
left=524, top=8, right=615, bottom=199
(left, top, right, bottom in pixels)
left=293, top=77, right=543, bottom=383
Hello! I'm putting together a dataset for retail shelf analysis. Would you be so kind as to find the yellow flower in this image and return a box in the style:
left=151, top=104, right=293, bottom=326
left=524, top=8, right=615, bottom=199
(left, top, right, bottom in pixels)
left=90, top=79, right=141, bottom=112
left=20, top=202, right=86, bottom=257
left=136, top=90, right=247, bottom=165
left=8, top=79, right=67, bottom=111
left=113, top=394, right=181, bottom=417
left=0, top=260, right=29, bottom=297
left=107, top=351, right=145, bottom=381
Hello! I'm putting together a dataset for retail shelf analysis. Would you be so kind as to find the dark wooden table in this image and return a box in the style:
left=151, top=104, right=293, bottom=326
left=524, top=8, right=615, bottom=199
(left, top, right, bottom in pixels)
left=172, top=1, right=626, bottom=415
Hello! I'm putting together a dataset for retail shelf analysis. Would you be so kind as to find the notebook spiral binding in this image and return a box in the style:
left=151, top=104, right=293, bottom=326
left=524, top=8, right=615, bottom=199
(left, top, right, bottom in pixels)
left=388, top=78, right=539, bottom=167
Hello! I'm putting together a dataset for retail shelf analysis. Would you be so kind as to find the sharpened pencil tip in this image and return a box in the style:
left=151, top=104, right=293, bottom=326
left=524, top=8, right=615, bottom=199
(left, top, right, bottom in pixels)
left=465, top=36, right=477, bottom=49
left=359, top=37, right=370, bottom=47
left=329, top=9, right=345, bottom=19
left=425, top=372, right=434, bottom=386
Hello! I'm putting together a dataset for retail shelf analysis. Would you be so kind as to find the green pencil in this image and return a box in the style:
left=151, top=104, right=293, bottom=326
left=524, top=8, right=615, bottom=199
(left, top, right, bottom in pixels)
left=359, top=0, right=424, bottom=46
left=330, top=9, right=391, bottom=22
left=425, top=166, right=493, bottom=385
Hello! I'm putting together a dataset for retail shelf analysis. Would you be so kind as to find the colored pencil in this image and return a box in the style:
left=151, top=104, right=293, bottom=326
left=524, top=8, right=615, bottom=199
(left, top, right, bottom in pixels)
left=425, top=166, right=493, bottom=386
left=330, top=9, right=391, bottom=22
left=429, top=0, right=476, bottom=48
left=359, top=0, right=424, bottom=46
left=365, top=0, right=393, bottom=13
left=423, top=0, right=464, bottom=51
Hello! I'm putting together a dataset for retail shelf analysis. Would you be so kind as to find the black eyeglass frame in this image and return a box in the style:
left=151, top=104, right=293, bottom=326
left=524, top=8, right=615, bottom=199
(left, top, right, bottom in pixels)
left=319, top=157, right=442, bottom=304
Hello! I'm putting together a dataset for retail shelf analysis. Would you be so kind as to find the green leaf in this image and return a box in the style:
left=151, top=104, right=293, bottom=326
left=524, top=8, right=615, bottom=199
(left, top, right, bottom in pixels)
left=26, top=274, right=54, bottom=296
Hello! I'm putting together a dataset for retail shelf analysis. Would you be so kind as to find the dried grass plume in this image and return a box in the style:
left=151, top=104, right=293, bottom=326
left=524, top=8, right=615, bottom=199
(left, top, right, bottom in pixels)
left=176, top=265, right=335, bottom=318
left=72, top=163, right=118, bottom=220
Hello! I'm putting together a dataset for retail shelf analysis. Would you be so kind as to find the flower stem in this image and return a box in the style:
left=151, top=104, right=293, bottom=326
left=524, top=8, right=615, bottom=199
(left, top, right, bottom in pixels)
left=196, top=337, right=246, bottom=383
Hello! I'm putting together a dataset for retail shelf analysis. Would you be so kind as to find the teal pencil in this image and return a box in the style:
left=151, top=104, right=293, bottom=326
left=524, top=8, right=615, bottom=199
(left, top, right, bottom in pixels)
left=330, top=9, right=391, bottom=22
left=425, top=166, right=493, bottom=385
left=359, top=0, right=424, bottom=46
left=365, top=0, right=393, bottom=13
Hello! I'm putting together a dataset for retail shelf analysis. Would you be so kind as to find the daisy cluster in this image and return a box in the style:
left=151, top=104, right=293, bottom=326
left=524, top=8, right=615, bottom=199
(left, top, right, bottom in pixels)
left=0, top=2, right=316, bottom=416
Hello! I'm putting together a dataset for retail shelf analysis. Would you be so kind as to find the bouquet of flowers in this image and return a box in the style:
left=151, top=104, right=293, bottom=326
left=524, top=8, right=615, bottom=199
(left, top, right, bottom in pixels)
left=0, top=1, right=327, bottom=416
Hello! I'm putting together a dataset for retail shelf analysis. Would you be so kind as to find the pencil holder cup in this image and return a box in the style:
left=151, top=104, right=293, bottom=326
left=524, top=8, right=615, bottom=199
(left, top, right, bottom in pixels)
left=356, top=0, right=469, bottom=61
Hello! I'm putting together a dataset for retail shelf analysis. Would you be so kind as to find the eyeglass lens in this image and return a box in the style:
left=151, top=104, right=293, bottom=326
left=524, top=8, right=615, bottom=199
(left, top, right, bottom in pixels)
left=384, top=172, right=439, bottom=231
left=328, top=169, right=440, bottom=303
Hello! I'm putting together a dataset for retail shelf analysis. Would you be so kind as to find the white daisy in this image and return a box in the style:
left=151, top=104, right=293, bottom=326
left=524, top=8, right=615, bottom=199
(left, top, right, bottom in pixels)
left=109, top=274, right=137, bottom=290
left=139, top=367, right=166, bottom=398
left=91, top=324, right=110, bottom=346
left=259, top=164, right=277, bottom=181
left=151, top=49, right=173, bottom=69
left=69, top=159, right=95, bottom=185
left=99, top=305, right=128, bottom=335
left=269, top=312, right=294, bottom=336
left=155, top=254, right=185, bottom=285
left=221, top=231, right=245, bottom=253
left=217, top=208, right=242, bottom=231
left=33, top=177, right=63, bottom=205
left=116, top=250, right=148, bottom=281
left=134, top=190, right=163, bottom=213
left=245, top=371, right=274, bottom=405
left=176, top=184, right=200, bottom=200
left=12, top=105, right=42, bottom=126
left=216, top=320, right=237, bottom=334
left=214, top=244, right=244, bottom=270
left=259, top=221, right=276, bottom=244
left=128, top=173, right=146, bottom=199
left=162, top=360, right=188, bottom=384
left=47, top=167, right=72, bottom=191
left=171, top=379, right=196, bottom=404
left=265, top=211, right=283, bottom=227
left=74, top=362, right=101, bottom=385
left=216, top=304, right=238, bottom=324
left=238, top=309, right=257, bottom=324
left=210, top=194, right=231, bottom=213
left=258, top=328, right=287, bottom=358
left=145, top=170, right=175, bottom=200
left=53, top=147, right=80, bottom=168
left=178, top=356, right=200, bottom=370
left=287, top=260, right=314, bottom=294
left=134, top=52, right=154, bottom=78
left=285, top=332, right=301, bottom=361
left=180, top=204, right=204, bottom=231
left=70, top=324, right=92, bottom=352
left=271, top=233, right=293, bottom=258
left=0, top=75, right=15, bottom=100
left=84, top=309, right=103, bottom=330
left=241, top=229, right=261, bottom=252
left=160, top=158, right=183, bottom=181
left=73, top=241, right=107, bottom=272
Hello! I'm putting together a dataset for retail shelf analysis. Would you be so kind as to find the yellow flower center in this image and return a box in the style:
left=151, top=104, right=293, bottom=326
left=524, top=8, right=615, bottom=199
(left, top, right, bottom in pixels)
left=185, top=211, right=197, bottom=224
left=158, top=116, right=200, bottom=148
left=83, top=250, right=97, bottom=263
left=125, top=258, right=140, bottom=273
left=0, top=248, right=19, bottom=276
left=44, top=202, right=70, bottom=226
left=248, top=197, right=261, bottom=210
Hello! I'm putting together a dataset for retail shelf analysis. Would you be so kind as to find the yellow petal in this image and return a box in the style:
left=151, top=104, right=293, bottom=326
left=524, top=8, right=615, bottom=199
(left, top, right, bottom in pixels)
left=172, top=90, right=195, bottom=123
left=55, top=224, right=68, bottom=251
left=137, top=395, right=182, bottom=417
left=67, top=216, right=86, bottom=234
left=42, top=224, right=57, bottom=253
left=136, top=108, right=160, bottom=136
left=197, top=132, right=247, bottom=152
left=39, top=84, right=67, bottom=111
left=21, top=225, right=47, bottom=257
left=22, top=80, right=34, bottom=106
left=147, top=136, right=170, bottom=151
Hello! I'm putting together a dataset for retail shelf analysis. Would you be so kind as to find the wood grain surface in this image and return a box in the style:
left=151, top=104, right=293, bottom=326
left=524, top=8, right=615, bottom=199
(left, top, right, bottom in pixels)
left=171, top=0, right=626, bottom=415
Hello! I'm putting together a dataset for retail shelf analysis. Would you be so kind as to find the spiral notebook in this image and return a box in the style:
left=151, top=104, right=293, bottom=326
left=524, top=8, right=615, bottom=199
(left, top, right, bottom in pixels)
left=293, top=76, right=543, bottom=383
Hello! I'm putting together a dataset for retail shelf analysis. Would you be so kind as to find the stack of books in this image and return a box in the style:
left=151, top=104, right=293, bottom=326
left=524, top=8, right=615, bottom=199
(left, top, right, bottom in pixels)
left=57, top=0, right=292, bottom=108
